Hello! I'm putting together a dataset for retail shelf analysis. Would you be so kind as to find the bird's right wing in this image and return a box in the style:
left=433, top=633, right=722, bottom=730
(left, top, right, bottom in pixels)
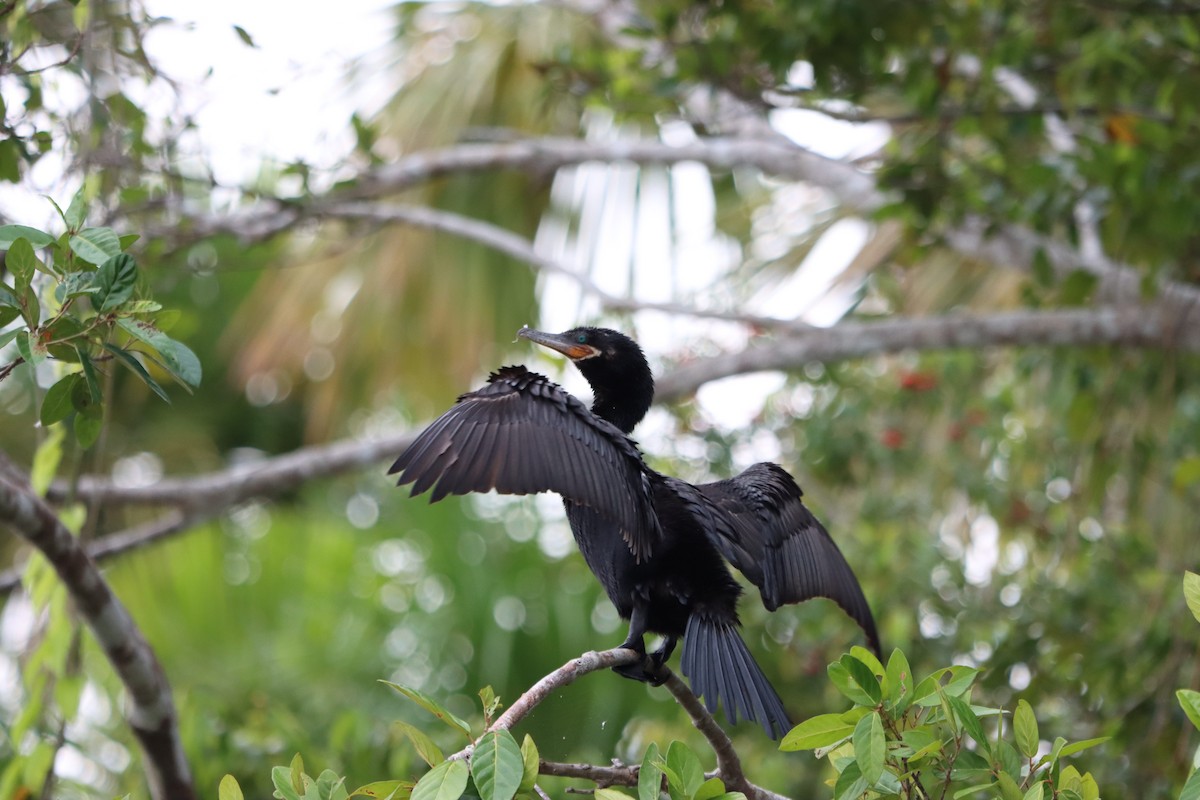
left=695, top=463, right=880, bottom=653
left=389, top=366, right=661, bottom=560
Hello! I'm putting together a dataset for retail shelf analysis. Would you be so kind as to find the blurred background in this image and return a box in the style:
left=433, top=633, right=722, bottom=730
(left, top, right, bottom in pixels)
left=1, top=0, right=1199, bottom=797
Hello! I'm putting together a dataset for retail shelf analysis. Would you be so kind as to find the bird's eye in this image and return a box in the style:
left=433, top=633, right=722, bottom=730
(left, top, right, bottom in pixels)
left=576, top=334, right=587, bottom=344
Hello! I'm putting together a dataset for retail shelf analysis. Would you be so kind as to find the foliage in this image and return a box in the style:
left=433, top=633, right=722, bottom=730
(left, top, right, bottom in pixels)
left=782, top=647, right=1106, bottom=800
left=0, top=192, right=200, bottom=447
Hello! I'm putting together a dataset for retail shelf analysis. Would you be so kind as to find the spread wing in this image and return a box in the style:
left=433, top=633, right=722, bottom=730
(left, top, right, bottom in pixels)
left=697, top=462, right=880, bottom=653
left=389, top=366, right=661, bottom=560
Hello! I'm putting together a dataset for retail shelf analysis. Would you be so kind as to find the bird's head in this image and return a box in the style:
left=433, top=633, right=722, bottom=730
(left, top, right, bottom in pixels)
left=518, top=326, right=653, bottom=433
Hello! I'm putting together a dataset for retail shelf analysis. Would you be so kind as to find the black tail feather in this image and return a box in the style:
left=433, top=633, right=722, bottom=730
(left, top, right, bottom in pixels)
left=681, top=615, right=791, bottom=739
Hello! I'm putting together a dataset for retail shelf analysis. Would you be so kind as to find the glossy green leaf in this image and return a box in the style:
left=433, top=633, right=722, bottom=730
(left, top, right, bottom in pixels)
left=395, top=720, right=445, bottom=767
left=884, top=648, right=913, bottom=711
left=780, top=713, right=856, bottom=751
left=841, top=654, right=883, bottom=705
left=594, top=790, right=633, bottom=800
left=637, top=742, right=662, bottom=800
left=470, top=730, right=523, bottom=800
left=40, top=373, right=80, bottom=426
left=219, top=775, right=245, bottom=800
left=103, top=343, right=171, bottom=403
left=1180, top=690, right=1200, bottom=732
left=381, top=681, right=472, bottom=738
left=116, top=318, right=202, bottom=388
left=0, top=224, right=55, bottom=249
left=64, top=188, right=87, bottom=230
left=16, top=329, right=45, bottom=366
left=411, top=760, right=469, bottom=800
left=517, top=735, right=538, bottom=795
left=1023, top=782, right=1045, bottom=800
left=69, top=227, right=122, bottom=265
left=6, top=237, right=40, bottom=287
left=74, top=411, right=102, bottom=449
left=945, top=693, right=990, bottom=754
left=1179, top=769, right=1200, bottom=800
left=1185, top=571, right=1200, bottom=624
left=1057, top=737, right=1109, bottom=758
left=852, top=711, right=885, bottom=785
left=1014, top=699, right=1039, bottom=758
left=692, top=777, right=726, bottom=800
left=93, top=253, right=137, bottom=310
left=833, top=760, right=867, bottom=800
left=665, top=741, right=704, bottom=799
left=350, top=780, right=413, bottom=799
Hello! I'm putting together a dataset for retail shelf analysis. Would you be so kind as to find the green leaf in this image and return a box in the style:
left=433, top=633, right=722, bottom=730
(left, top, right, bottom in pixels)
left=0, top=281, right=19, bottom=308
left=74, top=411, right=102, bottom=449
left=411, top=760, right=469, bottom=800
left=271, top=766, right=303, bottom=800
left=233, top=24, right=259, bottom=47
left=103, top=343, right=171, bottom=403
left=290, top=753, right=306, bottom=796
left=833, top=760, right=868, bottom=800
left=594, top=790, right=633, bottom=800
left=0, top=305, right=19, bottom=327
left=350, top=780, right=413, bottom=799
left=884, top=649, right=913, bottom=711
left=317, top=770, right=350, bottom=800
left=30, top=425, right=64, bottom=496
left=1023, top=782, right=1045, bottom=800
left=16, top=329, right=45, bottom=366
left=381, top=682, right=472, bottom=739
left=64, top=187, right=87, bottom=230
left=0, top=224, right=55, bottom=249
left=780, top=713, right=856, bottom=751
left=40, top=373, right=80, bottom=426
left=1057, top=737, right=1109, bottom=757
left=852, top=711, right=885, bottom=785
left=116, top=318, right=202, bottom=388
left=6, top=237, right=40, bottom=287
left=395, top=720, right=445, bottom=767
left=838, top=654, right=883, bottom=705
left=1179, top=690, right=1200, bottom=731
left=948, top=694, right=990, bottom=753
left=1014, top=699, right=1039, bottom=758
left=665, top=741, right=705, bottom=800
left=118, top=233, right=141, bottom=249
left=93, top=253, right=137, bottom=311
left=219, top=775, right=246, bottom=800
left=1185, top=571, right=1200, bottom=624
left=121, top=299, right=162, bottom=314
left=470, top=731, right=523, bottom=800
left=1179, top=768, right=1200, bottom=800
left=69, top=227, right=122, bottom=265
left=0, top=323, right=21, bottom=348
left=517, top=735, right=538, bottom=795
left=20, top=282, right=39, bottom=327
left=693, top=777, right=726, bottom=800
left=77, top=347, right=101, bottom=402
left=638, top=742, right=662, bottom=800
left=57, top=272, right=100, bottom=302
left=986, top=773, right=1020, bottom=800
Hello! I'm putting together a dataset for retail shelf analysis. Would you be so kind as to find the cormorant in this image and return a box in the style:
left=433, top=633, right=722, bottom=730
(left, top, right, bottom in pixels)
left=390, top=326, right=879, bottom=739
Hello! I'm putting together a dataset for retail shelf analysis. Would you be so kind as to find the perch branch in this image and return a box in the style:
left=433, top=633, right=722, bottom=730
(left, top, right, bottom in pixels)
left=0, top=474, right=194, bottom=800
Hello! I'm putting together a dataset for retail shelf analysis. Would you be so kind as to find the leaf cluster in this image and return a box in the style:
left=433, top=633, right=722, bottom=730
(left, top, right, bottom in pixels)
left=0, top=190, right=200, bottom=446
left=781, top=647, right=1106, bottom=800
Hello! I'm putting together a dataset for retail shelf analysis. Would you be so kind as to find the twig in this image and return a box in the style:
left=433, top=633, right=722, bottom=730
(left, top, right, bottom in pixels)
left=0, top=475, right=194, bottom=800
left=0, top=510, right=195, bottom=594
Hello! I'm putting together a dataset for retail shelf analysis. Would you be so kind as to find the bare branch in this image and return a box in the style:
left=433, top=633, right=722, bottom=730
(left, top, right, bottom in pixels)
left=47, top=431, right=414, bottom=509
left=653, top=305, right=1200, bottom=403
left=26, top=305, right=1196, bottom=531
left=0, top=510, right=194, bottom=595
left=0, top=475, right=194, bottom=800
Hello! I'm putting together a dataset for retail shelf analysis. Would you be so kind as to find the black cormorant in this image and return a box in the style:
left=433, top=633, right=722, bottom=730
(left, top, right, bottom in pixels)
left=390, top=326, right=879, bottom=739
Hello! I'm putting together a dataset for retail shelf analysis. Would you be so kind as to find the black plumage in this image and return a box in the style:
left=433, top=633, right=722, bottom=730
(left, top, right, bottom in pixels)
left=390, top=326, right=879, bottom=739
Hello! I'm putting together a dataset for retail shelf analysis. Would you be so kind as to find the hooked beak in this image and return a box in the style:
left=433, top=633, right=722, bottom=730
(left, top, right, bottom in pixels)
left=517, top=326, right=599, bottom=360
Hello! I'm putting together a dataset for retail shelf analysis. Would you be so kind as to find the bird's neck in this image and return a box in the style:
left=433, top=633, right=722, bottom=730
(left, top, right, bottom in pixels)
left=590, top=380, right=653, bottom=435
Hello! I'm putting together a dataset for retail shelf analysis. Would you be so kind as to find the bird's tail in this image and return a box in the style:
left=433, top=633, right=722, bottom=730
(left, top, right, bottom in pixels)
left=680, top=614, right=792, bottom=739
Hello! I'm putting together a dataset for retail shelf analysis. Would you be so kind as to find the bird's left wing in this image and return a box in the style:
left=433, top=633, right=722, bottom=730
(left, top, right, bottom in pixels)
left=694, top=463, right=880, bottom=653
left=389, top=366, right=660, bottom=560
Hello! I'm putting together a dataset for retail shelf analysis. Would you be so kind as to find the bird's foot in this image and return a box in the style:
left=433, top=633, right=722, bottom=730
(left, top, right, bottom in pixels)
left=612, top=642, right=670, bottom=686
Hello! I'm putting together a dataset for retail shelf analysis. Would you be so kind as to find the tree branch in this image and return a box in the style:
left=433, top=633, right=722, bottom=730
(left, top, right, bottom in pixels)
left=0, top=475, right=194, bottom=800
left=22, top=304, right=1195, bottom=533
left=447, top=647, right=788, bottom=800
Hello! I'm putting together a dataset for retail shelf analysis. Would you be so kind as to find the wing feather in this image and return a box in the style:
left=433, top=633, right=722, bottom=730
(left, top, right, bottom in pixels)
left=391, top=366, right=660, bottom=559
left=696, top=462, right=880, bottom=654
